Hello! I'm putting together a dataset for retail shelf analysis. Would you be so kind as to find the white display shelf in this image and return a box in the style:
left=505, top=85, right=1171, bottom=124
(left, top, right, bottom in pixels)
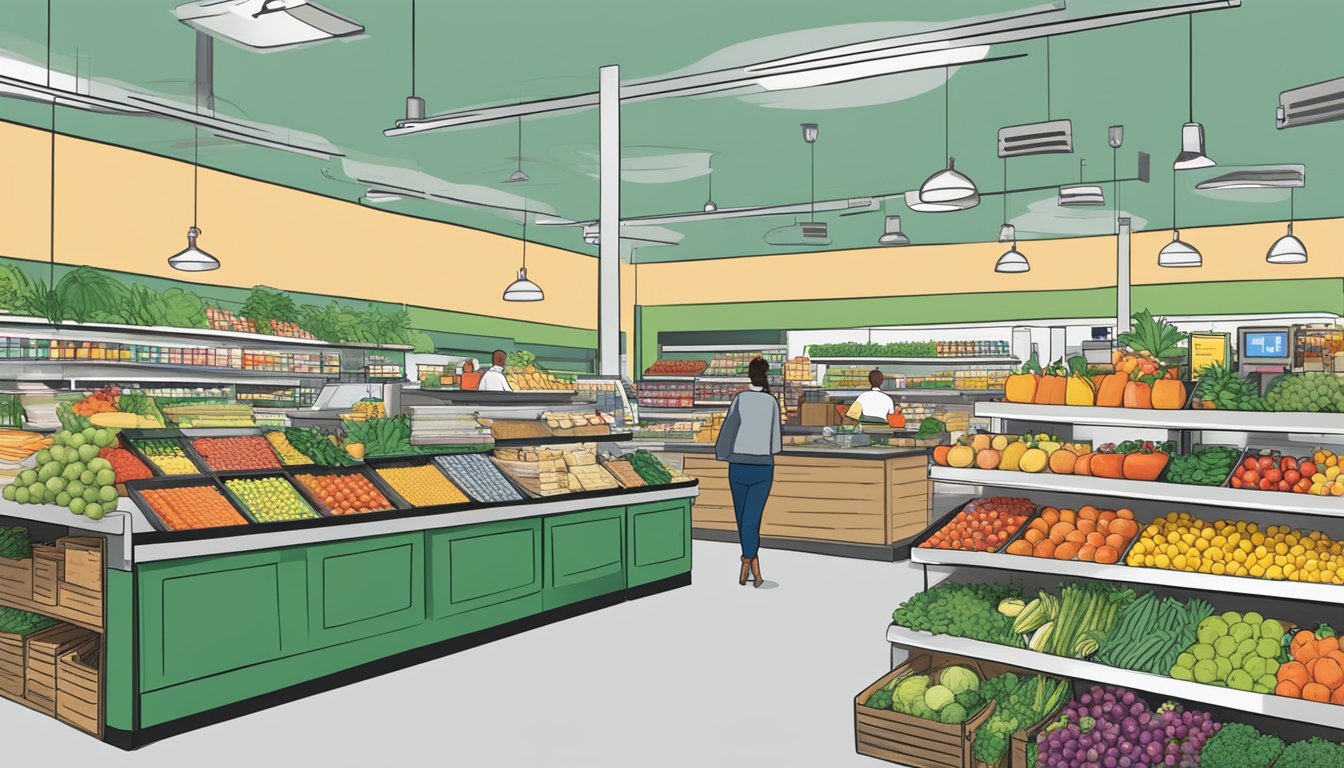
left=693, top=400, right=733, bottom=407
left=886, top=626, right=1342, bottom=725
left=660, top=344, right=787, bottom=353
left=929, top=466, right=1344, bottom=518
left=0, top=497, right=131, bottom=535
left=639, top=375, right=697, bottom=382
left=0, top=315, right=412, bottom=351
left=695, top=376, right=751, bottom=383
left=909, top=546, right=1344, bottom=604
left=825, top=388, right=1003, bottom=398
left=977, top=402, right=1344, bottom=436
left=812, top=356, right=1019, bottom=366
left=0, top=361, right=331, bottom=386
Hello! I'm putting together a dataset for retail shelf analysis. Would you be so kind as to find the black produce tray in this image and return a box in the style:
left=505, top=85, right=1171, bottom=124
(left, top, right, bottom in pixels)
left=287, top=464, right=409, bottom=515
left=430, top=454, right=529, bottom=504
left=186, top=434, right=287, bottom=476
left=910, top=498, right=1042, bottom=555
left=124, top=475, right=252, bottom=534
left=365, top=457, right=476, bottom=513
left=1157, top=444, right=1245, bottom=488
left=217, top=471, right=324, bottom=526
left=125, top=436, right=209, bottom=478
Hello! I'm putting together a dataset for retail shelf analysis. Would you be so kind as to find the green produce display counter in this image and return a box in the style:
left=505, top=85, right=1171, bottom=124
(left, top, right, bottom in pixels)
left=0, top=482, right=696, bottom=749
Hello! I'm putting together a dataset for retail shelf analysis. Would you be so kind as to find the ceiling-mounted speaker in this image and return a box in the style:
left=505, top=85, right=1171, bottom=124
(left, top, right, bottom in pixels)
left=998, top=119, right=1073, bottom=158
left=1138, top=152, right=1151, bottom=183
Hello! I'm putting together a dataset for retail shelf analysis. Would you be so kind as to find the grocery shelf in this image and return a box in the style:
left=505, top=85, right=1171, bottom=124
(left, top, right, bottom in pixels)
left=695, top=376, right=751, bottom=383
left=0, top=315, right=412, bottom=352
left=825, top=388, right=1004, bottom=398
left=976, top=401, right=1344, bottom=435
left=811, top=356, right=1020, bottom=366
left=0, top=361, right=333, bottom=386
left=0, top=497, right=129, bottom=535
left=640, top=376, right=697, bottom=382
left=660, top=344, right=787, bottom=353
left=909, top=546, right=1344, bottom=605
left=693, top=400, right=733, bottom=407
left=885, top=626, right=1341, bottom=726
left=928, top=466, right=1344, bottom=518
left=493, top=432, right=634, bottom=447
left=636, top=407, right=719, bottom=420
left=0, top=589, right=102, bottom=633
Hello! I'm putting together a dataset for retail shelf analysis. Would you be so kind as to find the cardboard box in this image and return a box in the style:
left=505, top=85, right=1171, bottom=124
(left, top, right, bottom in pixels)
left=800, top=402, right=842, bottom=427
left=58, top=537, right=102, bottom=592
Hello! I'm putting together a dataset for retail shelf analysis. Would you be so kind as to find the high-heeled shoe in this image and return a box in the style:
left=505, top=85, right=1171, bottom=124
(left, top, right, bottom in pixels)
left=739, top=557, right=751, bottom=586
left=749, top=557, right=763, bottom=588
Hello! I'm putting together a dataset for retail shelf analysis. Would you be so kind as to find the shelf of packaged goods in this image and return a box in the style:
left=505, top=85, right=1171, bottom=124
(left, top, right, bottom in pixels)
left=0, top=361, right=336, bottom=386
left=908, top=546, right=1344, bottom=605
left=811, top=356, right=1019, bottom=366
left=0, top=315, right=413, bottom=352
left=659, top=344, right=787, bottom=353
left=928, top=466, right=1344, bottom=518
left=635, top=407, right=717, bottom=420
left=132, top=482, right=699, bottom=562
left=492, top=432, right=634, bottom=447
left=825, top=388, right=1004, bottom=398
left=639, top=376, right=697, bottom=382
left=885, top=625, right=1340, bottom=726
left=0, top=498, right=129, bottom=535
left=693, top=401, right=733, bottom=407
left=975, top=401, right=1344, bottom=435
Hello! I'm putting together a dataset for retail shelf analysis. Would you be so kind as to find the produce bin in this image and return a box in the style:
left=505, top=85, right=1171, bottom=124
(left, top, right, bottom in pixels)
left=854, top=653, right=995, bottom=768
left=1010, top=699, right=1068, bottom=768
left=125, top=437, right=207, bottom=478
left=125, top=475, right=252, bottom=534
left=0, top=628, right=26, bottom=697
left=218, top=472, right=325, bottom=524
left=368, top=458, right=474, bottom=510
left=287, top=465, right=408, bottom=516
left=32, top=545, right=62, bottom=606
left=1158, top=444, right=1245, bottom=489
left=0, top=554, right=33, bottom=602
left=912, top=499, right=1041, bottom=556
left=25, top=623, right=96, bottom=713
left=58, top=537, right=102, bottom=592
left=56, top=647, right=99, bottom=736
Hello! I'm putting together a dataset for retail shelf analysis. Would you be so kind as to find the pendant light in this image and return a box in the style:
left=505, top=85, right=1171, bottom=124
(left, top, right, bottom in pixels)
left=404, top=0, right=425, bottom=121
left=995, top=160, right=1029, bottom=273
left=1173, top=15, right=1214, bottom=170
left=168, top=125, right=219, bottom=272
left=1158, top=169, right=1201, bottom=267
left=877, top=213, right=909, bottom=246
left=703, top=159, right=716, bottom=212
left=764, top=124, right=830, bottom=246
left=919, top=66, right=979, bottom=207
left=503, top=211, right=543, bottom=301
left=1267, top=188, right=1307, bottom=264
left=505, top=114, right=529, bottom=183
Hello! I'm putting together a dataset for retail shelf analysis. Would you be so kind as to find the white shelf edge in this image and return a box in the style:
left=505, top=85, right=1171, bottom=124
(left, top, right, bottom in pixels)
left=0, top=315, right=413, bottom=351
left=639, top=376, right=697, bottom=382
left=976, top=401, right=1344, bottom=436
left=910, top=547, right=1344, bottom=604
left=929, top=466, right=1344, bottom=518
left=0, top=497, right=130, bottom=535
left=885, top=626, right=1342, bottom=724
left=660, top=344, right=788, bottom=353
left=812, top=356, right=1019, bottom=366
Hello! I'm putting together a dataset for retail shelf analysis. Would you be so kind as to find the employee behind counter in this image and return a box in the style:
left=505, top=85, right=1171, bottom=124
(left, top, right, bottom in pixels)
left=479, top=350, right=512, bottom=392
left=845, top=369, right=903, bottom=425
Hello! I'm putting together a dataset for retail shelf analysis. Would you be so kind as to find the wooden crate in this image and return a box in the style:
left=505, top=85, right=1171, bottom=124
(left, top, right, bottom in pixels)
left=0, top=630, right=24, bottom=697
left=58, top=537, right=102, bottom=592
left=57, top=583, right=102, bottom=626
left=56, top=648, right=100, bottom=736
left=1011, top=697, right=1068, bottom=768
left=25, top=624, right=97, bottom=711
left=0, top=556, right=33, bottom=602
left=854, top=654, right=996, bottom=768
left=32, top=546, right=64, bottom=607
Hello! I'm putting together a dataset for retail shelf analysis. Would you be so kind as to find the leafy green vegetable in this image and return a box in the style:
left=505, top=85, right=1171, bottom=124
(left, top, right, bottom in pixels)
left=284, top=427, right=358, bottom=467
left=805, top=341, right=939, bottom=358
left=972, top=674, right=1070, bottom=766
left=894, top=674, right=929, bottom=711
left=891, top=581, right=1026, bottom=647
left=940, top=666, right=979, bottom=695
left=55, top=266, right=129, bottom=323
left=0, top=605, right=57, bottom=635
left=0, top=526, right=32, bottom=558
left=915, top=418, right=945, bottom=439
left=0, top=264, right=47, bottom=316
left=1165, top=445, right=1241, bottom=486
left=241, top=285, right=299, bottom=333
left=627, top=449, right=674, bottom=485
left=1199, top=723, right=1283, bottom=768
left=1274, top=737, right=1344, bottom=768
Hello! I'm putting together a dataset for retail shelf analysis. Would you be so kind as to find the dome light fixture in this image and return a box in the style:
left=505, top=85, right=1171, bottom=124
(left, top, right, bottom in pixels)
left=917, top=67, right=979, bottom=208
left=168, top=226, right=219, bottom=272
left=504, top=115, right=529, bottom=183
left=503, top=212, right=544, bottom=301
left=878, top=215, right=910, bottom=246
left=1159, top=169, right=1201, bottom=268
left=1173, top=16, right=1215, bottom=170
left=994, top=161, right=1028, bottom=273
left=1267, top=188, right=1307, bottom=264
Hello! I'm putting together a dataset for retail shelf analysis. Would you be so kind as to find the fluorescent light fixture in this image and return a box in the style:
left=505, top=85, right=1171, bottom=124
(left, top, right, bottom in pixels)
left=756, top=47, right=991, bottom=92
left=176, top=0, right=364, bottom=51
left=1277, top=76, right=1344, bottom=129
left=1174, top=122, right=1215, bottom=170
left=920, top=158, right=979, bottom=204
left=502, top=268, right=544, bottom=301
left=362, top=189, right=405, bottom=204
left=904, top=189, right=979, bottom=213
left=764, top=221, right=830, bottom=247
left=1267, top=223, right=1307, bottom=264
left=168, top=227, right=220, bottom=272
left=995, top=244, right=1030, bottom=273
left=582, top=224, right=600, bottom=245
left=1058, top=184, right=1105, bottom=206
left=1158, top=229, right=1202, bottom=267
left=878, top=215, right=910, bottom=245
left=1195, top=165, right=1305, bottom=190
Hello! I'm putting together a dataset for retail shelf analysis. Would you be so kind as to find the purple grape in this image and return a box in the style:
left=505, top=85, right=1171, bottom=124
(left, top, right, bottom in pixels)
left=1105, top=757, right=1118, bottom=768
left=1123, top=691, right=1136, bottom=705
left=1164, top=755, right=1178, bottom=766
left=1147, top=741, right=1163, bottom=758
left=1130, top=701, right=1145, bottom=716
left=1119, top=758, right=1132, bottom=768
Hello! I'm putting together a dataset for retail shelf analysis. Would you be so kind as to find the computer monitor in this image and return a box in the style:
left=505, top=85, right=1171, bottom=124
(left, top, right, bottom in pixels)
left=1238, top=326, right=1293, bottom=367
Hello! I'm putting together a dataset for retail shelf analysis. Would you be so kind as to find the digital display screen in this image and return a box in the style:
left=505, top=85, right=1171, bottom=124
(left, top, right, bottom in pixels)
left=1243, top=331, right=1289, bottom=359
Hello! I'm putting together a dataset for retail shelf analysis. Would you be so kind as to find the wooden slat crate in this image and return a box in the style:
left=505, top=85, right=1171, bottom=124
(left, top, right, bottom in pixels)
left=57, top=537, right=102, bottom=592
left=0, top=630, right=25, bottom=697
left=57, top=647, right=100, bottom=736
left=57, top=583, right=102, bottom=626
left=0, top=556, right=33, bottom=602
left=32, top=546, right=64, bottom=607
left=854, top=654, right=996, bottom=768
left=25, top=624, right=97, bottom=713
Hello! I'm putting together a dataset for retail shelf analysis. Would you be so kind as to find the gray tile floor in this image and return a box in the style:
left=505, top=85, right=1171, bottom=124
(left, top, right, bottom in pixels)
left=4, top=540, right=925, bottom=767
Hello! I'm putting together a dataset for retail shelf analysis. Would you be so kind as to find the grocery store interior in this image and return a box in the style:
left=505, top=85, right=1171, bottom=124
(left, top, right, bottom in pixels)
left=0, top=0, right=1343, bottom=765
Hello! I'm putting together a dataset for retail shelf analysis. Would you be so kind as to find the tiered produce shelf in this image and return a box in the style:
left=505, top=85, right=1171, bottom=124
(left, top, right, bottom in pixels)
left=811, top=356, right=1020, bottom=366
left=978, top=401, right=1344, bottom=435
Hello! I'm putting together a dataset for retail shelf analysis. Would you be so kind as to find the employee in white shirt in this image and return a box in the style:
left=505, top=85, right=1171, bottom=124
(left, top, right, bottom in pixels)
left=479, top=350, right=512, bottom=392
left=846, top=369, right=896, bottom=423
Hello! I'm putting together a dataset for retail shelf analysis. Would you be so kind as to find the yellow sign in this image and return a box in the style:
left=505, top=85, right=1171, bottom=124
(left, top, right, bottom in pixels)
left=1190, top=333, right=1229, bottom=377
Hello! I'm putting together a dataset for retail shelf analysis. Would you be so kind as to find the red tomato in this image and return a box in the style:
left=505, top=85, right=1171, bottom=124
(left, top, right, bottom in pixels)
left=1278, top=480, right=1291, bottom=492
left=1243, top=470, right=1261, bottom=484
left=1265, top=468, right=1283, bottom=483
left=1258, top=455, right=1276, bottom=471
left=1243, top=458, right=1260, bottom=472
left=1258, top=478, right=1274, bottom=491
left=1282, top=456, right=1298, bottom=472
left=1284, top=469, right=1301, bottom=484
left=1230, top=477, right=1243, bottom=489
left=1301, top=461, right=1318, bottom=477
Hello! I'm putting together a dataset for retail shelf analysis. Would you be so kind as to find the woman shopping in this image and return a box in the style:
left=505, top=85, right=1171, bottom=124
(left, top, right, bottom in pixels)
left=715, top=357, right=782, bottom=587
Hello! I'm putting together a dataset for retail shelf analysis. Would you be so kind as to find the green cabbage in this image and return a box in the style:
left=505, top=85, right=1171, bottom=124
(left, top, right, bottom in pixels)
left=940, top=665, right=980, bottom=695
left=894, top=674, right=930, bottom=710
left=924, top=684, right=955, bottom=712
left=55, top=267, right=128, bottom=323
left=938, top=702, right=969, bottom=724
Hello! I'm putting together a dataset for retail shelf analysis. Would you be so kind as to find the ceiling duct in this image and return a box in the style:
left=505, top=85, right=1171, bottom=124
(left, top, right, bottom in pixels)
left=1058, top=184, right=1105, bottom=207
left=764, top=221, right=830, bottom=247
left=1277, top=76, right=1344, bottom=129
left=998, top=119, right=1073, bottom=158
left=1195, top=165, right=1306, bottom=190
left=175, top=0, right=364, bottom=51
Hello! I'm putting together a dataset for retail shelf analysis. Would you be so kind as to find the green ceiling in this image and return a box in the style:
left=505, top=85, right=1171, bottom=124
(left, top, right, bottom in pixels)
left=0, top=0, right=1339, bottom=263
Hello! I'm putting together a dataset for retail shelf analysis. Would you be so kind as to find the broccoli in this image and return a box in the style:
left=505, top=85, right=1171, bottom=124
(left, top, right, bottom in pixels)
left=1199, top=723, right=1283, bottom=768
left=939, top=703, right=969, bottom=724
left=1275, top=737, right=1344, bottom=768
left=864, top=687, right=894, bottom=711
left=954, top=689, right=983, bottom=712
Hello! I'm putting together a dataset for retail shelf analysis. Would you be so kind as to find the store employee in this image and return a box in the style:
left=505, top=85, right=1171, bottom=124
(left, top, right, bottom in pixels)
left=479, top=350, right=512, bottom=392
left=846, top=369, right=896, bottom=422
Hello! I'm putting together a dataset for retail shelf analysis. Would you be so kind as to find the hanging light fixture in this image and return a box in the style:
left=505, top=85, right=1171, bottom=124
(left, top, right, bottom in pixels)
left=1058, top=158, right=1105, bottom=206
left=1158, top=169, right=1201, bottom=267
left=1173, top=15, right=1214, bottom=170
left=764, top=124, right=830, bottom=246
left=503, top=211, right=543, bottom=301
left=878, top=214, right=910, bottom=246
left=1267, top=188, right=1307, bottom=264
left=919, top=66, right=979, bottom=208
left=995, top=160, right=1029, bottom=273
left=505, top=114, right=529, bottom=183
left=703, top=159, right=717, bottom=212
left=168, top=121, right=219, bottom=271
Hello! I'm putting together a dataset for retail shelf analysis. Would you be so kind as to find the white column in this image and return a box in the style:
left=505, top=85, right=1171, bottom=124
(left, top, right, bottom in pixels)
left=1117, top=217, right=1132, bottom=335
left=598, top=65, right=621, bottom=377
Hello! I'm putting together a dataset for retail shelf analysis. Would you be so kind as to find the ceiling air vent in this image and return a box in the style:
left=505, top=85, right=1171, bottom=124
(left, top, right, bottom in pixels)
left=1196, top=165, right=1305, bottom=190
left=764, top=221, right=830, bottom=247
left=998, top=119, right=1073, bottom=158
left=1277, top=76, right=1344, bottom=129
